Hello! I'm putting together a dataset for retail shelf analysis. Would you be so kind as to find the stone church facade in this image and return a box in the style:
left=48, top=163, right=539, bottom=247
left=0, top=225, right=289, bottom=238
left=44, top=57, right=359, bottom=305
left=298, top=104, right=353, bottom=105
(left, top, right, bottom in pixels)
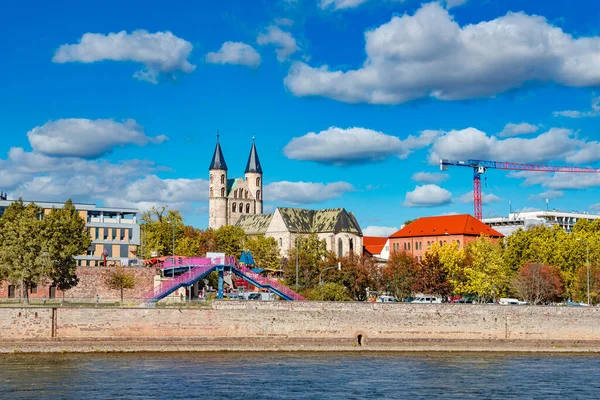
left=208, top=135, right=363, bottom=258
left=208, top=136, right=263, bottom=230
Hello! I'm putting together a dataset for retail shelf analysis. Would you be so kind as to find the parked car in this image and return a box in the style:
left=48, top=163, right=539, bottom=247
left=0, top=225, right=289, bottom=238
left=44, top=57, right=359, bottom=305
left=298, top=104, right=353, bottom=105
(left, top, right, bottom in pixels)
left=453, top=297, right=474, bottom=304
left=411, top=296, right=442, bottom=304
left=247, top=293, right=261, bottom=300
left=377, top=295, right=398, bottom=303
left=499, top=298, right=527, bottom=305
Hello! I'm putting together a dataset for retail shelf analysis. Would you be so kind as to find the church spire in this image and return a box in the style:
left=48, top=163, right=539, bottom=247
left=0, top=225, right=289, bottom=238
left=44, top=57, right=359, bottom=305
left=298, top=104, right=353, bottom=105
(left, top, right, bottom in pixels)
left=244, top=137, right=262, bottom=174
left=209, top=131, right=228, bottom=171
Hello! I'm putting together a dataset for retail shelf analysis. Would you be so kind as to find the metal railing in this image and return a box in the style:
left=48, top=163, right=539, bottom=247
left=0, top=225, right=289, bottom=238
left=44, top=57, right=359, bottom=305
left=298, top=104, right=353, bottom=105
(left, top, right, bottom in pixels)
left=235, top=264, right=306, bottom=301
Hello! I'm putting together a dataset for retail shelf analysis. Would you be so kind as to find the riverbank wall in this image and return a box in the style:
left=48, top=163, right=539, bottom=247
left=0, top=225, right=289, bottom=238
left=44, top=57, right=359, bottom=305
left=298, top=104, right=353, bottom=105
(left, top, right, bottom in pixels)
left=2, top=302, right=600, bottom=353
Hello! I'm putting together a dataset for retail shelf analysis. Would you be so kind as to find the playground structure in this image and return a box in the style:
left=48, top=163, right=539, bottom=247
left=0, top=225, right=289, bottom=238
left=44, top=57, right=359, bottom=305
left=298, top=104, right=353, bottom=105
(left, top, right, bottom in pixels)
left=143, top=255, right=305, bottom=303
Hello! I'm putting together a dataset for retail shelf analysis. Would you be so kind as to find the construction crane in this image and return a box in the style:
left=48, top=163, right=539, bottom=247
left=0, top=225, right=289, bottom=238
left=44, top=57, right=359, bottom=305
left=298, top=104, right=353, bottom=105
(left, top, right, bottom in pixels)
left=440, top=159, right=600, bottom=220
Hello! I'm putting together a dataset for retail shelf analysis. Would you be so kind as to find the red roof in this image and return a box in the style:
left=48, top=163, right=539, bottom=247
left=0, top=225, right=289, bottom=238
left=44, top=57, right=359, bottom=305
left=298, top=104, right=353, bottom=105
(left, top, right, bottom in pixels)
left=363, top=236, right=388, bottom=255
left=389, top=214, right=504, bottom=238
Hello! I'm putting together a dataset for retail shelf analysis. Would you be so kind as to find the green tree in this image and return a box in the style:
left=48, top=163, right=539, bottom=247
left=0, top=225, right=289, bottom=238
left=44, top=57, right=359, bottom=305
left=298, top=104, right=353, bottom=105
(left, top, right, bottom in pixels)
left=335, top=255, right=377, bottom=301
left=306, top=282, right=351, bottom=301
left=0, top=200, right=48, bottom=303
left=283, top=233, right=329, bottom=290
left=244, top=235, right=282, bottom=270
left=572, top=263, right=600, bottom=305
left=43, top=200, right=92, bottom=298
left=382, top=251, right=417, bottom=300
left=413, top=249, right=452, bottom=298
left=140, top=206, right=184, bottom=258
left=214, top=225, right=247, bottom=257
left=464, top=236, right=509, bottom=302
left=104, top=267, right=136, bottom=302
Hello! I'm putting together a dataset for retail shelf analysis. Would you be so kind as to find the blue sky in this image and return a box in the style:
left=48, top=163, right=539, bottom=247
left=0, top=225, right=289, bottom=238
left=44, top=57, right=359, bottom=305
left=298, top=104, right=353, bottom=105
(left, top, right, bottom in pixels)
left=2, top=0, right=600, bottom=235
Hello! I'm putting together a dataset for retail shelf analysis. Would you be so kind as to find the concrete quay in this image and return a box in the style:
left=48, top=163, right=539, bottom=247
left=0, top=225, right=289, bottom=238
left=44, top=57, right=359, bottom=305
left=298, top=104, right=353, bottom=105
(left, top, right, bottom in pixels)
left=1, top=302, right=599, bottom=353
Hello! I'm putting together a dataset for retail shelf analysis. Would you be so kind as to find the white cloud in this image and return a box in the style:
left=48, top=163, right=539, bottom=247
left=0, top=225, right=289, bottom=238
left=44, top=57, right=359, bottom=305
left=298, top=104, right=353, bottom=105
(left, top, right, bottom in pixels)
left=363, top=226, right=398, bottom=237
left=429, top=127, right=583, bottom=164
left=319, top=0, right=369, bottom=10
left=283, top=126, right=440, bottom=165
left=565, top=142, right=600, bottom=164
left=411, top=171, right=449, bottom=184
left=274, top=18, right=295, bottom=27
left=499, top=122, right=539, bottom=137
left=53, top=30, right=195, bottom=83
left=589, top=203, right=600, bottom=212
left=445, top=0, right=468, bottom=8
left=529, top=190, right=564, bottom=201
left=553, top=97, right=600, bottom=118
left=205, top=42, right=261, bottom=67
left=27, top=119, right=167, bottom=159
left=257, top=26, right=299, bottom=61
left=285, top=2, right=600, bottom=104
left=457, top=190, right=502, bottom=204
left=404, top=184, right=452, bottom=207
left=510, top=170, right=600, bottom=190
left=264, top=181, right=354, bottom=205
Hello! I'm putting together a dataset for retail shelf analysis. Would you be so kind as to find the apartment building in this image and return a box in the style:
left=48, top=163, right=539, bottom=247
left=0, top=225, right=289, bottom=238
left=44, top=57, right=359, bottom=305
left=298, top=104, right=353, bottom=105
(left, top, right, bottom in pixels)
left=483, top=210, right=600, bottom=236
left=0, top=200, right=140, bottom=267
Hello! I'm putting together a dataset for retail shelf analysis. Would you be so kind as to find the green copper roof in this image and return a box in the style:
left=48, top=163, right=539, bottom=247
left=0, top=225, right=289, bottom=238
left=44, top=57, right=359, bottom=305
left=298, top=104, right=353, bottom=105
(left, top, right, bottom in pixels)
left=235, top=214, right=273, bottom=235
left=278, top=207, right=362, bottom=234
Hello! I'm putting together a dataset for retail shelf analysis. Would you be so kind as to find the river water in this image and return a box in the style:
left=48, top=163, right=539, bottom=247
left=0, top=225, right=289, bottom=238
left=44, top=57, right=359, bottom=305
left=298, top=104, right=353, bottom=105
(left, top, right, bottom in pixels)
left=1, top=352, right=599, bottom=399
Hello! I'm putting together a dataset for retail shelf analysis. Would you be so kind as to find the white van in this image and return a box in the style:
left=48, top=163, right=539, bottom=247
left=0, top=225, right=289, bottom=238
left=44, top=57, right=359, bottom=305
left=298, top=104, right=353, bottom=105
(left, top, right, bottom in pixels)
left=411, top=296, right=442, bottom=304
left=377, top=295, right=398, bottom=303
left=499, top=298, right=527, bottom=305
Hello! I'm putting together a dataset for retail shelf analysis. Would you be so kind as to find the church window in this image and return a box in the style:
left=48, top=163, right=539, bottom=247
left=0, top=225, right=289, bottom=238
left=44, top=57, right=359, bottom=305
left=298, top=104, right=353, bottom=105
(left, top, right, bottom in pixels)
left=403, top=243, right=406, bottom=251
left=256, top=177, right=261, bottom=186
left=407, top=242, right=411, bottom=251
left=279, top=238, right=282, bottom=247
left=239, top=205, right=243, bottom=214
left=246, top=203, right=250, bottom=213
left=210, top=187, right=213, bottom=197
left=349, top=238, right=354, bottom=254
left=256, top=190, right=261, bottom=200
left=210, top=174, right=213, bottom=183
left=220, top=175, right=225, bottom=184
left=338, top=238, right=343, bottom=257
left=245, top=190, right=248, bottom=199
left=220, top=187, right=225, bottom=197
left=232, top=203, right=236, bottom=212
left=234, top=189, right=237, bottom=199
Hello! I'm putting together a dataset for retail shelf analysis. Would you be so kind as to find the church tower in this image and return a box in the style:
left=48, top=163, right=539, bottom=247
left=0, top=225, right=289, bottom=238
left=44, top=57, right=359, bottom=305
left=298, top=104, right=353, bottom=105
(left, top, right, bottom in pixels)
left=208, top=134, right=228, bottom=229
left=245, top=138, right=263, bottom=215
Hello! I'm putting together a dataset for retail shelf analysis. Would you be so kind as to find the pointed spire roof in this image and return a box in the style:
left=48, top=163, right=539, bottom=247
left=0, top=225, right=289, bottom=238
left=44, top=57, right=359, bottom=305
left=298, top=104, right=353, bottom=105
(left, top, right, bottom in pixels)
left=245, top=137, right=262, bottom=174
left=209, top=132, right=228, bottom=171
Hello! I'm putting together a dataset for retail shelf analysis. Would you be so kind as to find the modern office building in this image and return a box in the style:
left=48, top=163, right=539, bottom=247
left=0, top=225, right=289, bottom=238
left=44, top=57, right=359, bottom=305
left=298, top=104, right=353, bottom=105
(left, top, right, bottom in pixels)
left=483, top=210, right=600, bottom=236
left=0, top=200, right=140, bottom=267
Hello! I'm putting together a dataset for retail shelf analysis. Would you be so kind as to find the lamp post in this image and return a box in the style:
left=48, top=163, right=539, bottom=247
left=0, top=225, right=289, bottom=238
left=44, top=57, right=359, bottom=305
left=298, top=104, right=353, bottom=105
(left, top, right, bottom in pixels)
left=577, top=238, right=591, bottom=306
left=319, top=262, right=342, bottom=301
left=295, top=229, right=299, bottom=291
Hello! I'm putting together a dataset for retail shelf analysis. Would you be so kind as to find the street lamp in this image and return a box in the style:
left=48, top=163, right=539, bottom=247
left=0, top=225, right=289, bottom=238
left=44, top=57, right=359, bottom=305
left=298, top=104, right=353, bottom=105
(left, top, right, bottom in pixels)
left=577, top=238, right=591, bottom=306
left=319, top=262, right=342, bottom=301
left=295, top=229, right=299, bottom=290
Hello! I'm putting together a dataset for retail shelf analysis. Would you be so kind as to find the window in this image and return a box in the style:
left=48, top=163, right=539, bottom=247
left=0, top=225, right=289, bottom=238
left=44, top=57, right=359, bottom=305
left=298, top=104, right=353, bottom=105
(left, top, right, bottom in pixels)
left=349, top=238, right=354, bottom=253
left=210, top=187, right=213, bottom=197
left=95, top=228, right=99, bottom=240
left=86, top=260, right=90, bottom=267
left=220, top=174, right=225, bottom=184
left=246, top=203, right=250, bottom=213
left=210, top=174, right=213, bottom=183
left=256, top=177, right=261, bottom=186
left=457, top=240, right=461, bottom=249
left=104, top=245, right=112, bottom=257
left=403, top=243, right=406, bottom=251
left=407, top=242, right=411, bottom=251
left=120, top=245, right=129, bottom=258
left=103, top=229, right=108, bottom=240
left=8, top=285, right=15, bottom=298
left=256, top=190, right=261, bottom=200
left=239, top=205, right=243, bottom=214
left=112, top=229, right=117, bottom=241
left=279, top=238, right=282, bottom=247
left=30, top=285, right=37, bottom=294
left=427, top=241, right=431, bottom=248
left=439, top=241, right=443, bottom=246
left=220, top=187, right=225, bottom=197
left=234, top=189, right=238, bottom=198
left=120, top=228, right=125, bottom=241
left=338, top=238, right=343, bottom=257
left=245, top=190, right=248, bottom=199
left=232, top=203, right=236, bottom=212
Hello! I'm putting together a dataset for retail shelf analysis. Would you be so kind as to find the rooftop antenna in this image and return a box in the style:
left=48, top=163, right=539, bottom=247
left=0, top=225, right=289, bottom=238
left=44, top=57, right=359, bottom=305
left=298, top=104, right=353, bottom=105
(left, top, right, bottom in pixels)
left=546, top=198, right=549, bottom=211
left=217, top=129, right=220, bottom=142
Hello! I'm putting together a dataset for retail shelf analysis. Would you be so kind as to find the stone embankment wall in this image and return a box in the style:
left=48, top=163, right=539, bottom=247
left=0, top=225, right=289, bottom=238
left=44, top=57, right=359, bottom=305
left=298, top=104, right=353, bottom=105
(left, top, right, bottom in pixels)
left=2, top=303, right=600, bottom=348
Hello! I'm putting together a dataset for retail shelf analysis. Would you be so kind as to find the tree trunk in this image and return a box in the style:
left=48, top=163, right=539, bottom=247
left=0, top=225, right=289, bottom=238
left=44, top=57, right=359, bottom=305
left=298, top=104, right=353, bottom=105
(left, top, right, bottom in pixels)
left=121, top=287, right=124, bottom=303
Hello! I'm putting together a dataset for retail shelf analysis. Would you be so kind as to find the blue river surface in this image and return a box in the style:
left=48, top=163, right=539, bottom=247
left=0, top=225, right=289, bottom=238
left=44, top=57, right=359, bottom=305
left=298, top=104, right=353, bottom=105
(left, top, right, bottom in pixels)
left=1, top=352, right=600, bottom=399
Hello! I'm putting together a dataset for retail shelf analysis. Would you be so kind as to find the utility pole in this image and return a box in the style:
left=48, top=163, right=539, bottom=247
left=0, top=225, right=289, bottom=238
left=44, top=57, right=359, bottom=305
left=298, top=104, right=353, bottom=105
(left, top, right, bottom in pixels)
left=295, top=229, right=299, bottom=291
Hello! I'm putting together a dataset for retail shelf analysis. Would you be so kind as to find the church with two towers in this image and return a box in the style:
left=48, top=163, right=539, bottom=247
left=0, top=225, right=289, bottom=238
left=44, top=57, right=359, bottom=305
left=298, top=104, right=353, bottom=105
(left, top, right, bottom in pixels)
left=208, top=136, right=263, bottom=230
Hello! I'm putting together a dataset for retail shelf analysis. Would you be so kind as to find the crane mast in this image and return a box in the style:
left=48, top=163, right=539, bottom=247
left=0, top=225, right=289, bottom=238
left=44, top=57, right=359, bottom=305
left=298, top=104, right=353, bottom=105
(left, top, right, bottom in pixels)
left=440, top=159, right=600, bottom=220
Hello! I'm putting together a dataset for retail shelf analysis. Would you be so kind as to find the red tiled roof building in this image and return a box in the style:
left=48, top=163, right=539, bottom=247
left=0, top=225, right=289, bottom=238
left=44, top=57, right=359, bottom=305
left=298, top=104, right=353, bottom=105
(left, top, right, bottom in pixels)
left=363, top=236, right=388, bottom=256
left=388, top=214, right=503, bottom=261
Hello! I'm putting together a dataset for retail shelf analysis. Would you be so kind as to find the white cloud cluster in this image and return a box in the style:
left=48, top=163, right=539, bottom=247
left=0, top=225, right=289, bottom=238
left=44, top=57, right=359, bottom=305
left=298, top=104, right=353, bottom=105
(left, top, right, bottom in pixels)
left=285, top=2, right=600, bottom=104
left=264, top=181, right=354, bottom=205
left=257, top=25, right=299, bottom=61
left=457, top=190, right=502, bottom=204
left=363, top=226, right=398, bottom=237
left=205, top=42, right=261, bottom=67
left=319, top=0, right=369, bottom=10
left=53, top=30, right=195, bottom=83
left=529, top=190, right=564, bottom=201
left=411, top=171, right=449, bottom=184
left=429, top=127, right=592, bottom=164
left=499, top=122, right=539, bottom=137
left=27, top=118, right=167, bottom=158
left=553, top=97, right=600, bottom=118
left=404, top=184, right=452, bottom=207
left=283, top=126, right=439, bottom=165
left=510, top=171, right=600, bottom=190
